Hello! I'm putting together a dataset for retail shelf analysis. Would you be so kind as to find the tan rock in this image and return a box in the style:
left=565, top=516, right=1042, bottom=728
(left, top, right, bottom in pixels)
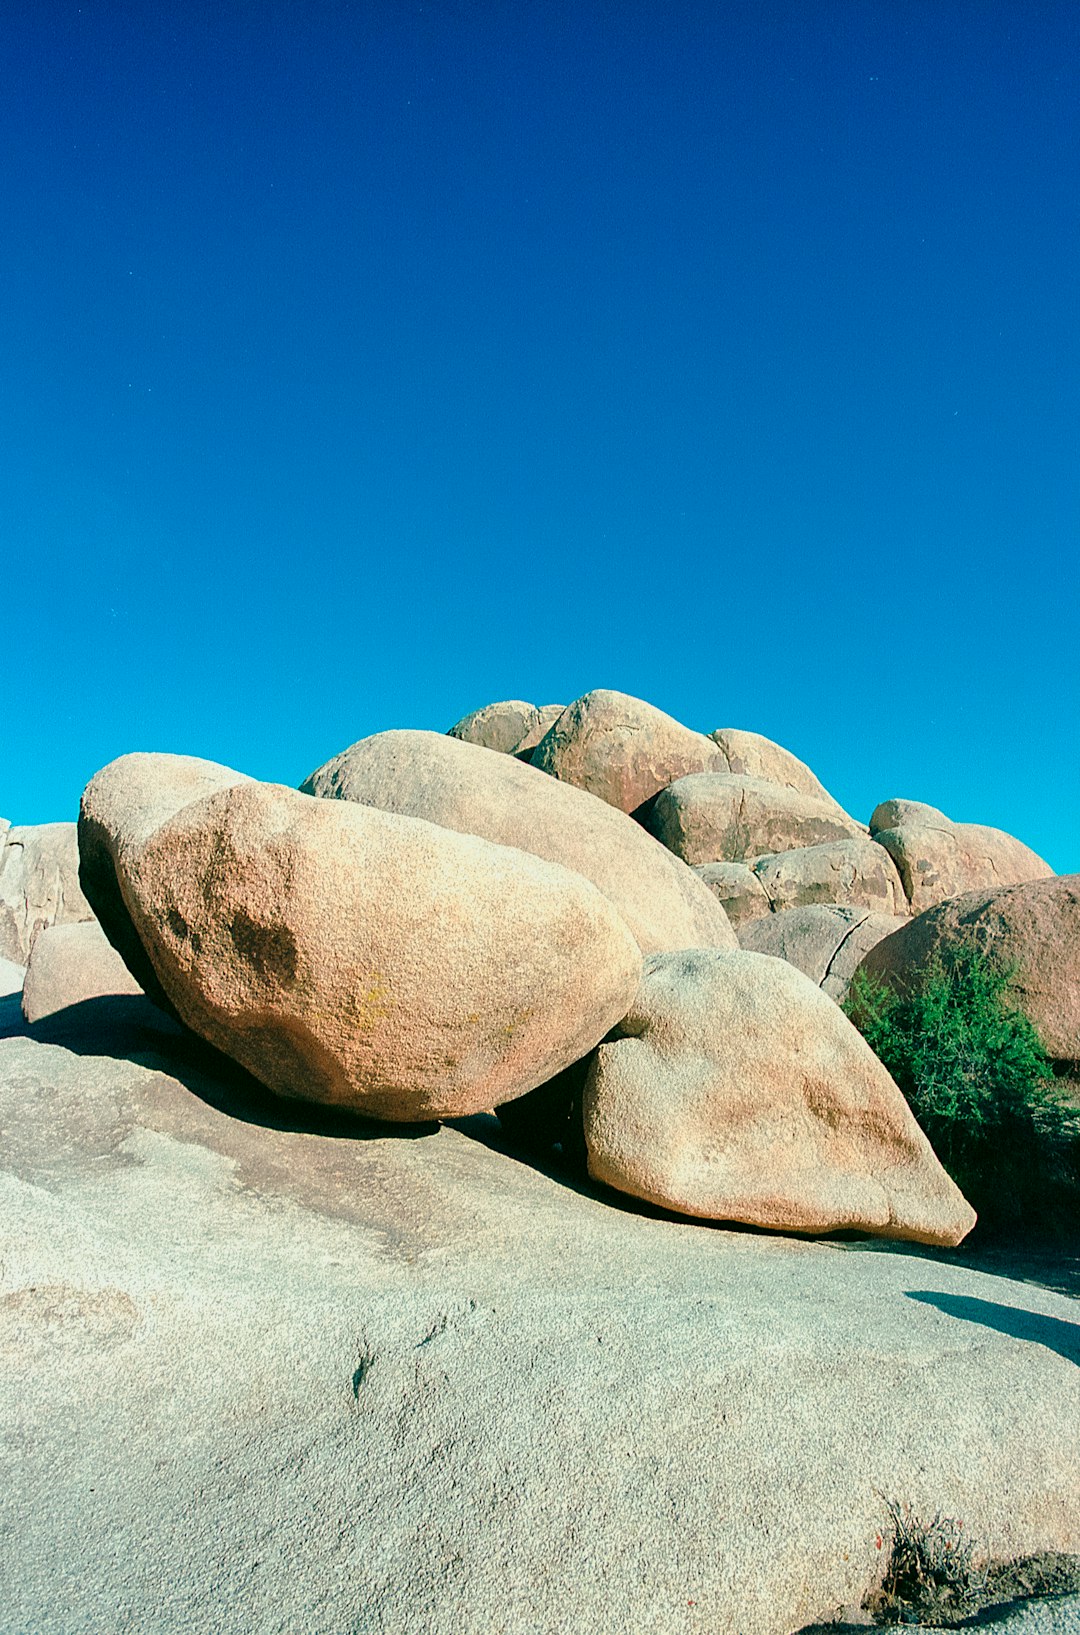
left=868, top=800, right=1052, bottom=913
left=448, top=700, right=565, bottom=757
left=120, top=780, right=642, bottom=1120
left=857, top=873, right=1080, bottom=1066
left=648, top=773, right=863, bottom=865
left=692, top=861, right=772, bottom=930
left=752, top=838, right=907, bottom=917
left=583, top=948, right=975, bottom=1245
left=0, top=822, right=93, bottom=966
left=708, top=727, right=847, bottom=813
left=531, top=689, right=726, bottom=814
left=301, top=730, right=736, bottom=955
left=22, top=920, right=143, bottom=1024
left=78, top=752, right=253, bottom=1009
left=738, top=904, right=909, bottom=1001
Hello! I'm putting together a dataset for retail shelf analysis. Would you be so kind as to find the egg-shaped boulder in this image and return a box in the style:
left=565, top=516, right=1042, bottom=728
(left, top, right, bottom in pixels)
left=530, top=689, right=727, bottom=814
left=648, top=773, right=864, bottom=866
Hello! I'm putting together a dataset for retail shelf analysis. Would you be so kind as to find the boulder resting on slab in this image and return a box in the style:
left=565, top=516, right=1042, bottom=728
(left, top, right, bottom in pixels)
left=739, top=904, right=909, bottom=1001
left=583, top=948, right=975, bottom=1245
left=531, top=688, right=727, bottom=814
left=649, top=773, right=864, bottom=865
left=0, top=821, right=92, bottom=965
left=868, top=800, right=1052, bottom=914
left=113, top=778, right=642, bottom=1120
left=751, top=837, right=907, bottom=918
left=302, top=729, right=736, bottom=955
left=22, top=919, right=143, bottom=1024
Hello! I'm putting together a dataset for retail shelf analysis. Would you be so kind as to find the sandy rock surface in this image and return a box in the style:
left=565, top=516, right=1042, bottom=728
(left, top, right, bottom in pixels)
left=693, top=860, right=773, bottom=929
left=21, top=918, right=143, bottom=1023
left=0, top=820, right=92, bottom=964
left=117, top=779, right=642, bottom=1119
left=1, top=1004, right=1077, bottom=1635
left=708, top=728, right=846, bottom=812
left=530, top=688, right=727, bottom=813
left=448, top=699, right=564, bottom=756
left=302, top=729, right=736, bottom=955
left=751, top=838, right=907, bottom=918
left=583, top=949, right=975, bottom=1245
left=869, top=802, right=1052, bottom=914
left=858, top=873, right=1080, bottom=1066
left=739, top=904, right=910, bottom=1000
left=649, top=773, right=864, bottom=865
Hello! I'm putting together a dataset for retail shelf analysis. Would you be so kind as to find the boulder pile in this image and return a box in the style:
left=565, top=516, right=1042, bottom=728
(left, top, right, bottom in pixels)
left=6, top=687, right=1063, bottom=1248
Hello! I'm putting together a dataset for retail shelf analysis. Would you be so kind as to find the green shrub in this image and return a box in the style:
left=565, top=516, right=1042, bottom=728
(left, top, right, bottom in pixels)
left=845, top=948, right=1080, bottom=1238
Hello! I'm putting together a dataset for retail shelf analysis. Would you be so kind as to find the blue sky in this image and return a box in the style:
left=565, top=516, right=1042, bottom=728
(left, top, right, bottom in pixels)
left=4, top=1, right=1078, bottom=869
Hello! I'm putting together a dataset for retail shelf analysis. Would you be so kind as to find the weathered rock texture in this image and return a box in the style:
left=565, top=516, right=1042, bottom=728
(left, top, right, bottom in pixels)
left=115, top=779, right=642, bottom=1119
left=448, top=700, right=564, bottom=757
left=709, top=728, right=846, bottom=812
left=693, top=861, right=772, bottom=930
left=78, top=752, right=253, bottom=1009
left=858, top=874, right=1080, bottom=1068
left=583, top=949, right=975, bottom=1245
left=751, top=838, right=907, bottom=918
left=649, top=773, right=864, bottom=866
left=869, top=801, right=1052, bottom=914
left=22, top=919, right=143, bottom=1024
left=301, top=730, right=737, bottom=955
left=0, top=821, right=93, bottom=965
left=739, top=905, right=909, bottom=1001
left=2, top=1021, right=1077, bottom=1635
left=531, top=689, right=727, bottom=813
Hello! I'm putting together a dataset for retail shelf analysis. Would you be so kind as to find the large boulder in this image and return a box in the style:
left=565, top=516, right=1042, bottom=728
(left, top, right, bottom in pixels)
left=530, top=689, right=727, bottom=814
left=751, top=837, right=907, bottom=918
left=857, top=874, right=1080, bottom=1068
left=692, top=861, right=772, bottom=930
left=739, top=905, right=909, bottom=1001
left=708, top=728, right=847, bottom=813
left=3, top=1026, right=1078, bottom=1635
left=79, top=752, right=254, bottom=1009
left=110, top=778, right=642, bottom=1120
left=22, top=920, right=142, bottom=1025
left=648, top=773, right=864, bottom=866
left=583, top=948, right=975, bottom=1246
left=869, top=800, right=1052, bottom=915
left=301, top=730, right=737, bottom=955
left=0, top=822, right=93, bottom=965
left=449, top=700, right=564, bottom=756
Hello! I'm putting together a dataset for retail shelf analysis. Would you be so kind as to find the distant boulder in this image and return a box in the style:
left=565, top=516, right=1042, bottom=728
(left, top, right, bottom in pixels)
left=648, top=773, right=863, bottom=866
left=0, top=821, right=93, bottom=965
left=739, top=904, right=908, bottom=1001
left=22, top=919, right=143, bottom=1024
left=530, top=689, right=727, bottom=814
left=868, top=800, right=1051, bottom=914
left=448, top=700, right=564, bottom=757
left=708, top=728, right=849, bottom=815
left=302, top=729, right=736, bottom=955
left=583, top=948, right=975, bottom=1245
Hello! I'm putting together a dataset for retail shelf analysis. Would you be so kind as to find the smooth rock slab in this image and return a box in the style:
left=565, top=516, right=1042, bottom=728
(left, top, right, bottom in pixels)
left=583, top=948, right=975, bottom=1244
left=119, top=779, right=642, bottom=1119
left=649, top=773, right=864, bottom=865
left=302, top=729, right=736, bottom=955
left=2, top=1028, right=1076, bottom=1635
left=22, top=919, right=143, bottom=1024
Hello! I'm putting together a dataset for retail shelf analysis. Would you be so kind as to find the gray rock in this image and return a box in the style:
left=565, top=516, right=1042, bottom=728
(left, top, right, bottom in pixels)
left=0, top=821, right=93, bottom=965
left=2, top=1028, right=1077, bottom=1635
left=751, top=838, right=908, bottom=918
left=693, top=860, right=773, bottom=929
left=0, top=955, right=26, bottom=997
left=739, top=905, right=909, bottom=1000
left=649, top=773, right=864, bottom=865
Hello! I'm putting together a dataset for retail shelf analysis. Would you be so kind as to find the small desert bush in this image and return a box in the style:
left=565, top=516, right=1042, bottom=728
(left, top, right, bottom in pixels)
left=845, top=948, right=1080, bottom=1238
left=870, top=1500, right=988, bottom=1625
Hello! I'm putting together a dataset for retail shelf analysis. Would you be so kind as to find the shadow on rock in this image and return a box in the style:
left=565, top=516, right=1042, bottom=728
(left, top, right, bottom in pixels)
left=1, top=993, right=438, bottom=1142
left=907, top=1291, right=1080, bottom=1366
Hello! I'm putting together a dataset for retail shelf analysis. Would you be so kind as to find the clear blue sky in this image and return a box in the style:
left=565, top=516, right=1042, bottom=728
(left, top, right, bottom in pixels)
left=4, top=1, right=1078, bottom=869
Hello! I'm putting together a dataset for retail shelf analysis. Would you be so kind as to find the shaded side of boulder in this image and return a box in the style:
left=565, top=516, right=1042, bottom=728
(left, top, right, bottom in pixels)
left=22, top=920, right=143, bottom=1024
left=448, top=700, right=565, bottom=757
left=751, top=838, right=907, bottom=918
left=531, top=689, right=727, bottom=814
left=692, top=861, right=772, bottom=930
left=120, top=780, right=643, bottom=1120
left=869, top=801, right=1052, bottom=914
left=857, top=874, right=1080, bottom=1066
left=301, top=730, right=737, bottom=954
left=0, top=822, right=93, bottom=965
left=78, top=753, right=252, bottom=1009
left=648, top=773, right=863, bottom=866
left=739, top=905, right=909, bottom=1000
left=583, top=948, right=975, bottom=1245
